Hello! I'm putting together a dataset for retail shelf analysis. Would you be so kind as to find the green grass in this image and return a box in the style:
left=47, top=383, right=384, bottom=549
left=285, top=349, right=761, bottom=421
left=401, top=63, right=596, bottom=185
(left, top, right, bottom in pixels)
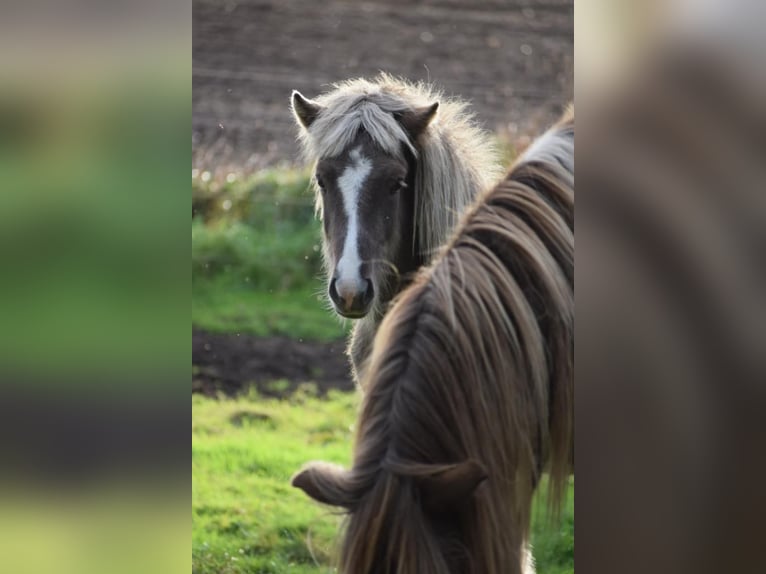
left=192, top=168, right=352, bottom=340
left=192, top=278, right=346, bottom=341
left=192, top=391, right=574, bottom=574
left=193, top=389, right=355, bottom=574
left=192, top=219, right=321, bottom=292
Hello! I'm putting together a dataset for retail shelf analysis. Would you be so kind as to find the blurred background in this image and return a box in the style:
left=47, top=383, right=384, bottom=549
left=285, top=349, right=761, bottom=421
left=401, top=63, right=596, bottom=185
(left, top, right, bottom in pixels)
left=191, top=1, right=573, bottom=573
left=193, top=0, right=573, bottom=171
left=8, top=0, right=763, bottom=573
left=0, top=1, right=188, bottom=573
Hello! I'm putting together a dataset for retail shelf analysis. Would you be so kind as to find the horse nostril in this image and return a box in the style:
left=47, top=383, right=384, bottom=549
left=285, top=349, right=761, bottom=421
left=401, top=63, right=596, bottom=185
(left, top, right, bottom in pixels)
left=329, top=278, right=340, bottom=304
left=329, top=277, right=373, bottom=315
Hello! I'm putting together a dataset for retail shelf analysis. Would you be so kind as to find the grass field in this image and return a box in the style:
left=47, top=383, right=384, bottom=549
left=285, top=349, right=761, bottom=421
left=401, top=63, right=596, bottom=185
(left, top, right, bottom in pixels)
left=193, top=279, right=346, bottom=341
left=192, top=168, right=347, bottom=341
left=192, top=390, right=574, bottom=574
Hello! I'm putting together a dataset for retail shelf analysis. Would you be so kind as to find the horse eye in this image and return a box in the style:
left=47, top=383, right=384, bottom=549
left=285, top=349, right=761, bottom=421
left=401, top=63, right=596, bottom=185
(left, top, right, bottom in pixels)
left=315, top=175, right=325, bottom=189
left=390, top=179, right=407, bottom=195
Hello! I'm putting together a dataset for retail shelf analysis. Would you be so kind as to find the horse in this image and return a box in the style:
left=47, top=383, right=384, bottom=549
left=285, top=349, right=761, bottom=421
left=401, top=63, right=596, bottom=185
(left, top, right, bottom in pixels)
left=291, top=74, right=501, bottom=381
left=291, top=106, right=574, bottom=574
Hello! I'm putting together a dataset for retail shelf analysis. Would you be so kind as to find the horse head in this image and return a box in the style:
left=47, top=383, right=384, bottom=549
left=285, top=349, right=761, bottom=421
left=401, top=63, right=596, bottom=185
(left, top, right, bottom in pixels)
left=291, top=90, right=438, bottom=318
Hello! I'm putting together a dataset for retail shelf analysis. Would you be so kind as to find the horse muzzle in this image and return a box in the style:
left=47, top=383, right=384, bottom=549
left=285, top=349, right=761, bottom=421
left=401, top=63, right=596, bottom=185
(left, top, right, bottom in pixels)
left=329, top=277, right=374, bottom=318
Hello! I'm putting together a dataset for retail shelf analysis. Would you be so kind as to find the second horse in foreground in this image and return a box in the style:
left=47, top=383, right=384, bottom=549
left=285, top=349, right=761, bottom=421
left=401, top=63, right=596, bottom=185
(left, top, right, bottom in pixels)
left=293, top=107, right=574, bottom=574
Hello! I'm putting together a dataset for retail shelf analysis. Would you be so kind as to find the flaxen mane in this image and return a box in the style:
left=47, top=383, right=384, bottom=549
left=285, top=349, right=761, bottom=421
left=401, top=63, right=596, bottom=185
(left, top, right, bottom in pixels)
left=293, top=107, right=574, bottom=574
left=294, top=73, right=502, bottom=261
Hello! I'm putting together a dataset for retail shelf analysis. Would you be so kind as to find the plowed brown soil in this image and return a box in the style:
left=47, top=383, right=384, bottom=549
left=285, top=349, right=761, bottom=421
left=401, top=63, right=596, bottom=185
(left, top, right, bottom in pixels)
left=192, top=329, right=353, bottom=397
left=193, top=0, right=573, bottom=170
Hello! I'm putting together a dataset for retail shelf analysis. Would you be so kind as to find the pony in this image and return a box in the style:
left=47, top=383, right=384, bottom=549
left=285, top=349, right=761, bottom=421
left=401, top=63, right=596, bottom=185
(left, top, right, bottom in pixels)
left=291, top=74, right=501, bottom=381
left=291, top=107, right=574, bottom=574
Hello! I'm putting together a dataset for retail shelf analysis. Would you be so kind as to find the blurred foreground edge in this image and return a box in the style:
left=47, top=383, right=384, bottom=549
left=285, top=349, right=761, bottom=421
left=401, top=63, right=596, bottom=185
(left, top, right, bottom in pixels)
left=577, top=8, right=766, bottom=574
left=0, top=375, right=188, bottom=485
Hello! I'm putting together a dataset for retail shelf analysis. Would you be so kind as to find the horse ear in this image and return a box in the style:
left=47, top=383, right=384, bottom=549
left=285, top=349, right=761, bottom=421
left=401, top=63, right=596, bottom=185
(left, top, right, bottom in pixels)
left=396, top=102, right=439, bottom=139
left=291, top=90, right=324, bottom=129
left=418, top=460, right=488, bottom=514
left=291, top=462, right=355, bottom=508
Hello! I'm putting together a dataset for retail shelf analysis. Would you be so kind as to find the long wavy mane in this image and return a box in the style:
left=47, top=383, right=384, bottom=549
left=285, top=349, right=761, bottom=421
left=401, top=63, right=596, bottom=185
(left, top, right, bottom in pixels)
left=294, top=73, right=502, bottom=259
left=293, top=107, right=574, bottom=574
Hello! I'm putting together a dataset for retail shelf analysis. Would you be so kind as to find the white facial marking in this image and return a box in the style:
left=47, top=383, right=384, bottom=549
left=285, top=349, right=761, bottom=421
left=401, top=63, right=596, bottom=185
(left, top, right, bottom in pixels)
left=336, top=147, right=372, bottom=288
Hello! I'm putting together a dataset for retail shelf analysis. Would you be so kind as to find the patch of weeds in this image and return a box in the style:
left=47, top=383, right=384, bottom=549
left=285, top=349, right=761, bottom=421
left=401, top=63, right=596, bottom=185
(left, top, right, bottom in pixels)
left=228, top=410, right=275, bottom=429
left=263, top=379, right=291, bottom=395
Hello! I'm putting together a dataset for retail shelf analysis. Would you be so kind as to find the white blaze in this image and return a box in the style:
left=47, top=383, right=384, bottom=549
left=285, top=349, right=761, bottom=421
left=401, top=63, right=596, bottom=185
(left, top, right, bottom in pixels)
left=336, top=147, right=371, bottom=287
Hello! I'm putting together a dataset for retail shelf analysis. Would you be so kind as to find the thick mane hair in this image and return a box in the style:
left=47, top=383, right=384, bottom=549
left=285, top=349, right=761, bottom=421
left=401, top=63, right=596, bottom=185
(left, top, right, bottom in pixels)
left=293, top=73, right=502, bottom=259
left=293, top=107, right=574, bottom=574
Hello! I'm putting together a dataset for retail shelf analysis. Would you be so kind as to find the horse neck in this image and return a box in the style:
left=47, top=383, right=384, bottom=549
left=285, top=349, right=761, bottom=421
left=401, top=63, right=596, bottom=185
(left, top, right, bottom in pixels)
left=349, top=244, right=422, bottom=383
left=384, top=244, right=423, bottom=304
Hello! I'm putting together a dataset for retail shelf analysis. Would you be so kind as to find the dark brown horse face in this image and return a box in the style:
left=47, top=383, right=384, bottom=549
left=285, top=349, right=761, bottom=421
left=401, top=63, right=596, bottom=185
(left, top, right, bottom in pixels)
left=316, top=132, right=416, bottom=318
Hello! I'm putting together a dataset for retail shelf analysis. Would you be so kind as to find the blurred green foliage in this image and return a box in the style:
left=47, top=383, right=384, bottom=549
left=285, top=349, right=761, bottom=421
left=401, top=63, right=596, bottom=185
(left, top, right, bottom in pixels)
left=0, top=70, right=189, bottom=379
left=0, top=486, right=187, bottom=574
left=0, top=23, right=190, bottom=574
left=191, top=169, right=346, bottom=340
left=192, top=218, right=319, bottom=292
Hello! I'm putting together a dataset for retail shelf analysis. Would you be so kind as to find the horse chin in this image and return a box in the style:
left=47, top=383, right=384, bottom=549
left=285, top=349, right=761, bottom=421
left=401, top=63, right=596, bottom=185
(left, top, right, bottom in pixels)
left=334, top=307, right=370, bottom=320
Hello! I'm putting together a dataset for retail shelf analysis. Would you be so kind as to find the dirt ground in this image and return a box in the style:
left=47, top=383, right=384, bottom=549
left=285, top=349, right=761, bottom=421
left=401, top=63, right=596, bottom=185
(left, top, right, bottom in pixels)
left=193, top=0, right=573, bottom=171
left=192, top=329, right=354, bottom=397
